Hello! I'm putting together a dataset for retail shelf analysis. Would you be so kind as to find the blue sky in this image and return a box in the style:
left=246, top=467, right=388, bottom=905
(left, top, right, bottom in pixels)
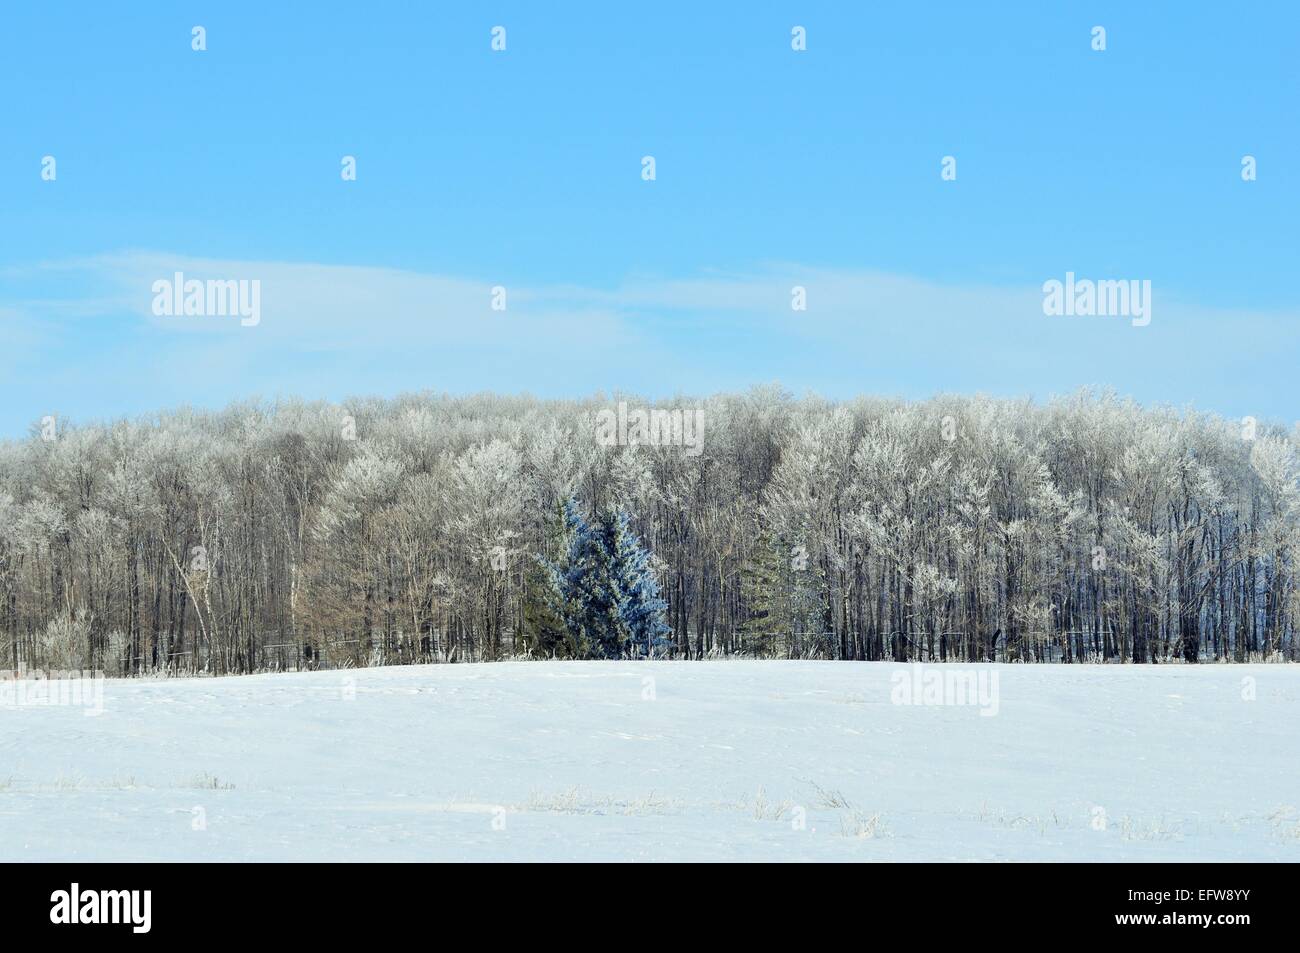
left=1, top=2, right=1296, bottom=437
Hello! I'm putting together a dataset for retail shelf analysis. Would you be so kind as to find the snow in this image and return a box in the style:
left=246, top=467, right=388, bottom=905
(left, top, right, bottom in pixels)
left=2, top=661, right=1297, bottom=861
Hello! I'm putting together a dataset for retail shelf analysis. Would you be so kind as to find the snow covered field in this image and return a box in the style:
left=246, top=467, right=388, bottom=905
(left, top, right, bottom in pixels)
left=2, top=661, right=1297, bottom=861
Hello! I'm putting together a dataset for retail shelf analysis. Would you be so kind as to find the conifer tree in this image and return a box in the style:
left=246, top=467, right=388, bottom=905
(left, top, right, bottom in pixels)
left=611, top=509, right=672, bottom=656
left=548, top=499, right=671, bottom=658
left=523, top=502, right=574, bottom=657
left=739, top=531, right=786, bottom=656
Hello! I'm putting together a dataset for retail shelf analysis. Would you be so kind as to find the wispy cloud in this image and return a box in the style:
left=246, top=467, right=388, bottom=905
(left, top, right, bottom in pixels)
left=1, top=251, right=1296, bottom=437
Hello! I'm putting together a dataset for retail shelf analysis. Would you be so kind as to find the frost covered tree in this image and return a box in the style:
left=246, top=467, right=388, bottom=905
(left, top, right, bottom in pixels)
left=0, top=388, right=1293, bottom=672
left=546, top=499, right=670, bottom=659
left=610, top=508, right=671, bottom=656
left=522, top=502, right=572, bottom=658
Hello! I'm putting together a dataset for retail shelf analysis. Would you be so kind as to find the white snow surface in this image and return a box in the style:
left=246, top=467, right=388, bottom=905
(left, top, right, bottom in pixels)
left=1, top=661, right=1297, bottom=861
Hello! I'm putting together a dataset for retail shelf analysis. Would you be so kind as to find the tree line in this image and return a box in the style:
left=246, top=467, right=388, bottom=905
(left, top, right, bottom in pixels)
left=1, top=387, right=1295, bottom=674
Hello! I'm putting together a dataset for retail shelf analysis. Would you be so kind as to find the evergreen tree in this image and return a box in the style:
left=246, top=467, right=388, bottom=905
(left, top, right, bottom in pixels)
left=551, top=499, right=620, bottom=657
left=522, top=502, right=574, bottom=657
left=523, top=558, right=571, bottom=657
left=738, top=530, right=825, bottom=657
left=611, top=509, right=672, bottom=656
left=548, top=498, right=671, bottom=659
left=739, top=530, right=786, bottom=656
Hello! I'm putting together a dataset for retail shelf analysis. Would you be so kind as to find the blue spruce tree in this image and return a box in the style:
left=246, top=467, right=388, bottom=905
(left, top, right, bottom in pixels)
left=548, top=499, right=671, bottom=658
left=552, top=499, right=624, bottom=658
left=611, top=509, right=672, bottom=657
